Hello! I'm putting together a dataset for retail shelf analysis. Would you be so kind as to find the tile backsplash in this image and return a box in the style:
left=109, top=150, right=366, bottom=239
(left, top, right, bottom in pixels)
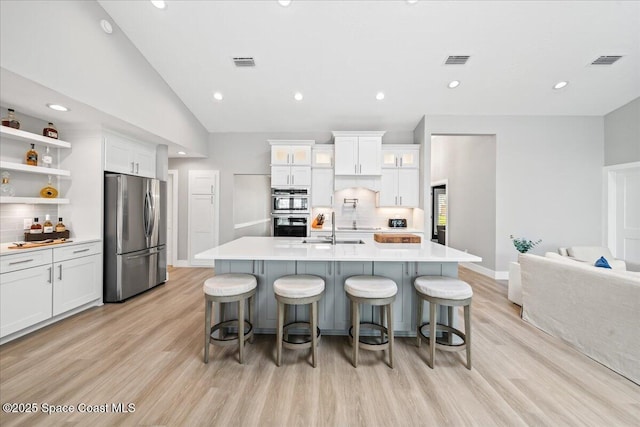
left=0, top=203, right=58, bottom=242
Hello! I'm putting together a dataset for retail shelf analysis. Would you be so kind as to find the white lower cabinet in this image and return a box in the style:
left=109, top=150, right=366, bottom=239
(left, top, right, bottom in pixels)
left=53, top=254, right=102, bottom=316
left=0, top=241, right=102, bottom=341
left=0, top=264, right=52, bottom=338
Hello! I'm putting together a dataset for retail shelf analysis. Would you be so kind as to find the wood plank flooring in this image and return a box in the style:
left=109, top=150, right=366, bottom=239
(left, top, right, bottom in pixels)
left=1, top=266, right=638, bottom=426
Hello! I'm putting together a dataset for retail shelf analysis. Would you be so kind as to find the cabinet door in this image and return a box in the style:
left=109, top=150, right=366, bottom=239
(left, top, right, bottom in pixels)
left=357, top=136, right=382, bottom=175
left=104, top=134, right=134, bottom=175
left=132, top=143, right=156, bottom=178
left=271, top=166, right=291, bottom=187
left=378, top=169, right=398, bottom=207
left=373, top=262, right=413, bottom=332
left=295, top=261, right=334, bottom=330
left=398, top=148, right=419, bottom=168
left=381, top=149, right=398, bottom=168
left=312, top=168, right=334, bottom=207
left=290, top=166, right=311, bottom=187
left=312, top=146, right=334, bottom=168
left=259, top=261, right=296, bottom=329
left=53, top=254, right=102, bottom=316
left=0, top=264, right=52, bottom=338
left=334, top=137, right=358, bottom=175
left=189, top=194, right=216, bottom=266
left=290, top=146, right=311, bottom=165
left=189, top=170, right=216, bottom=194
left=271, top=146, right=291, bottom=165
left=334, top=261, right=373, bottom=331
left=397, top=168, right=419, bottom=207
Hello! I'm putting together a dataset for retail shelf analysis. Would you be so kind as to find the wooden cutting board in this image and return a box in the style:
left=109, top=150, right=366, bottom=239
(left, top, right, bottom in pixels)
left=8, top=239, right=73, bottom=249
left=374, top=233, right=421, bottom=243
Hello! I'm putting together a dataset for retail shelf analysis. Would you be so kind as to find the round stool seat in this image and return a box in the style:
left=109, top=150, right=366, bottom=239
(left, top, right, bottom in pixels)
left=203, top=274, right=257, bottom=297
left=414, top=276, right=473, bottom=300
left=345, top=275, right=398, bottom=299
left=274, top=275, right=325, bottom=299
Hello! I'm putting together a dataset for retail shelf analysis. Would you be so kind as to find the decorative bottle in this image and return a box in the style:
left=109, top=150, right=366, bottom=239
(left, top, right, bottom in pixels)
left=42, top=146, right=53, bottom=168
left=26, top=144, right=38, bottom=166
left=1, top=108, right=20, bottom=129
left=43, top=122, right=58, bottom=139
left=30, top=218, right=43, bottom=234
left=0, top=171, right=16, bottom=197
left=40, top=175, right=58, bottom=198
left=55, top=217, right=66, bottom=232
left=43, top=215, right=54, bottom=234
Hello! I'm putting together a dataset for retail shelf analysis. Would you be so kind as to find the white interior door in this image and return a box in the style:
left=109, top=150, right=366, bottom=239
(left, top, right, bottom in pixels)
left=615, top=167, right=640, bottom=263
left=188, top=170, right=219, bottom=266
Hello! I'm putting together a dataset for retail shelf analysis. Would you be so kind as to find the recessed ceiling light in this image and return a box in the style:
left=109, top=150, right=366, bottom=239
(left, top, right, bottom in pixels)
left=46, top=104, right=69, bottom=112
left=407, top=0, right=419, bottom=4
left=294, top=92, right=303, bottom=101
left=553, top=81, right=569, bottom=90
left=448, top=80, right=460, bottom=89
left=376, top=92, right=385, bottom=101
left=150, top=1, right=167, bottom=9
left=213, top=92, right=224, bottom=101
left=100, top=19, right=113, bottom=34
left=177, top=151, right=186, bottom=155
left=278, top=0, right=292, bottom=6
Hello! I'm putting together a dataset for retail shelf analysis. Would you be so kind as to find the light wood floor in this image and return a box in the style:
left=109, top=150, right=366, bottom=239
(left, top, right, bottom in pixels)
left=1, top=266, right=638, bottom=426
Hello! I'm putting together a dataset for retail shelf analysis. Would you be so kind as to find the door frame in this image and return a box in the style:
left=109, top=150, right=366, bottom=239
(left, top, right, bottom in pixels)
left=168, top=170, right=178, bottom=267
left=430, top=179, right=449, bottom=246
left=603, top=161, right=640, bottom=258
left=188, top=170, right=220, bottom=267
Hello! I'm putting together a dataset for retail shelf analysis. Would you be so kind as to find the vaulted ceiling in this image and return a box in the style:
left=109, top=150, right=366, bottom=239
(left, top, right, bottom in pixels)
left=98, top=0, right=640, bottom=133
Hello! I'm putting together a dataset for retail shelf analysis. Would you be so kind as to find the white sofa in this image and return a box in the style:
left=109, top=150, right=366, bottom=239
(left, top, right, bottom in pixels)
left=520, top=253, right=640, bottom=385
left=558, top=246, right=627, bottom=270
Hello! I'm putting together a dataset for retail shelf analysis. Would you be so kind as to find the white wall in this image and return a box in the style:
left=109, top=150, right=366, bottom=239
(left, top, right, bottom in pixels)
left=604, top=97, right=640, bottom=166
left=0, top=0, right=208, bottom=154
left=424, top=115, right=604, bottom=274
left=431, top=135, right=497, bottom=271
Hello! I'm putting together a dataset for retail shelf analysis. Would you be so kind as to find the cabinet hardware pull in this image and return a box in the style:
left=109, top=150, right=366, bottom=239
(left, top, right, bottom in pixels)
left=136, top=162, right=139, bottom=174
left=9, top=258, right=34, bottom=265
left=395, top=196, right=398, bottom=205
left=48, top=266, right=52, bottom=283
left=73, top=248, right=90, bottom=253
left=354, top=164, right=357, bottom=174
left=211, top=185, right=214, bottom=194
left=58, top=264, right=63, bottom=281
left=400, top=196, right=403, bottom=205
left=131, top=162, right=135, bottom=173
left=291, top=175, right=294, bottom=185
left=359, top=164, right=362, bottom=174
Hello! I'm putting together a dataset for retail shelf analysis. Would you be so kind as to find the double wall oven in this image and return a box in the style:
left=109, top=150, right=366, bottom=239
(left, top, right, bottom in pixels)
left=271, top=188, right=309, bottom=237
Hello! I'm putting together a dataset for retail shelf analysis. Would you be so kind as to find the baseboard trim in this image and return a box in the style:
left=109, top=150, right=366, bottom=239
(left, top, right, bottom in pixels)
left=460, top=262, right=508, bottom=280
left=172, top=260, right=191, bottom=268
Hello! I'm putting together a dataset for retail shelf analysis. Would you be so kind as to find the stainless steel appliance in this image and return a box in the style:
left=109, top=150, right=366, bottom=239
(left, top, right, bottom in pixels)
left=104, top=173, right=167, bottom=302
left=272, top=188, right=309, bottom=213
left=388, top=218, right=407, bottom=228
left=272, top=215, right=309, bottom=237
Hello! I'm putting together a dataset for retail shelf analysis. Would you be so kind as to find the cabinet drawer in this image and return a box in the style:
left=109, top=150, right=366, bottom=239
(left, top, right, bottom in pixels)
left=1, top=249, right=52, bottom=274
left=54, top=242, right=102, bottom=263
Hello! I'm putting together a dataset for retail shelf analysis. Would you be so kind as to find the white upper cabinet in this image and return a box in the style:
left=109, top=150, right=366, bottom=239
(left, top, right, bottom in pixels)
left=381, top=145, right=420, bottom=169
left=378, top=168, right=419, bottom=207
left=269, top=141, right=313, bottom=165
left=332, top=131, right=384, bottom=176
left=312, top=168, right=334, bottom=207
left=312, top=145, right=334, bottom=168
left=104, top=131, right=156, bottom=178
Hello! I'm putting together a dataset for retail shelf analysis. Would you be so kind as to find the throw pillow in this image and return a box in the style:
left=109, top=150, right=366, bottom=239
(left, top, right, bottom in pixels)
left=594, top=256, right=612, bottom=269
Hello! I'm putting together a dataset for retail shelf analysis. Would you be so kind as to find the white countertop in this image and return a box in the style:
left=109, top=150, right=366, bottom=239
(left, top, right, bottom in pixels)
left=0, top=237, right=102, bottom=256
left=310, top=227, right=424, bottom=234
left=195, top=236, right=481, bottom=263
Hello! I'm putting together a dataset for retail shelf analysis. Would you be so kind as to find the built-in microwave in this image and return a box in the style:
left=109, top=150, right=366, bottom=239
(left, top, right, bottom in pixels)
left=272, top=188, right=309, bottom=214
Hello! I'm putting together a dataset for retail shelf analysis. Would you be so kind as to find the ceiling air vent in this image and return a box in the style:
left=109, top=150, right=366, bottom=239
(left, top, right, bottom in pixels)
left=233, top=57, right=256, bottom=67
left=445, top=55, right=470, bottom=65
left=591, top=55, right=622, bottom=65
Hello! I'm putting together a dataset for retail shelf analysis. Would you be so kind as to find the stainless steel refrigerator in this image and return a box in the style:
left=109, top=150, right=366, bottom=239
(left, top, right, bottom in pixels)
left=104, top=173, right=167, bottom=302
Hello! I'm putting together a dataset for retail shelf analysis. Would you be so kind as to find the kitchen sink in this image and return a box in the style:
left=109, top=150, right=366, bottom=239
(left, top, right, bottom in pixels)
left=337, top=227, right=381, bottom=231
left=302, top=239, right=365, bottom=245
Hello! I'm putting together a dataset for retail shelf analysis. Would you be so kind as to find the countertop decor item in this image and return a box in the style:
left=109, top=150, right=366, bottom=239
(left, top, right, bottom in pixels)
left=510, top=235, right=542, bottom=253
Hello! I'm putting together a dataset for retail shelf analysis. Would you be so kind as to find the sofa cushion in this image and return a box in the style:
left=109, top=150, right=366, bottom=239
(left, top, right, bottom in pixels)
left=567, top=246, right=626, bottom=271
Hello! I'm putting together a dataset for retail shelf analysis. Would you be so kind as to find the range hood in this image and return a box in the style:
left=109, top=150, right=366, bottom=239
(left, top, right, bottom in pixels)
left=334, top=176, right=381, bottom=192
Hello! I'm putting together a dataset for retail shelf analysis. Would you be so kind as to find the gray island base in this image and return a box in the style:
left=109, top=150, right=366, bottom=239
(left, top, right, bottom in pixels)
left=196, top=237, right=482, bottom=336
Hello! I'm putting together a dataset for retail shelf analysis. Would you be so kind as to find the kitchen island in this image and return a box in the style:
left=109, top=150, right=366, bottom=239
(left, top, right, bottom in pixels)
left=195, top=236, right=481, bottom=335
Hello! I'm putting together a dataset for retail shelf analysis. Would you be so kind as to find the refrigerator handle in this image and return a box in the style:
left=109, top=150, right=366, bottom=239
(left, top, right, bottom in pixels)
left=144, top=191, right=151, bottom=238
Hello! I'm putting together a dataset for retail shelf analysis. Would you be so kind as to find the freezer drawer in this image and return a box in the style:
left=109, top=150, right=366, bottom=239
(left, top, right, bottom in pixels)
left=104, top=246, right=166, bottom=302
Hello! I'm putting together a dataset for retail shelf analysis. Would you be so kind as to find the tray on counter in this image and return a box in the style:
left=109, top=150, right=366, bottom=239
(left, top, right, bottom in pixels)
left=23, top=230, right=70, bottom=242
left=9, top=238, right=74, bottom=249
left=374, top=233, right=421, bottom=243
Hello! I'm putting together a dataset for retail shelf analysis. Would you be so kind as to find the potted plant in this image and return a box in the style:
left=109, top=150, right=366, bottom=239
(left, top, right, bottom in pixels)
left=508, top=235, right=541, bottom=307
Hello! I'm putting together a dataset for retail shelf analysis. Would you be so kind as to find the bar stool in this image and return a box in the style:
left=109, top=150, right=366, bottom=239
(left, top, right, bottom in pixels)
left=414, top=276, right=472, bottom=369
left=203, top=273, right=257, bottom=364
left=345, top=275, right=397, bottom=368
left=274, top=274, right=325, bottom=368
